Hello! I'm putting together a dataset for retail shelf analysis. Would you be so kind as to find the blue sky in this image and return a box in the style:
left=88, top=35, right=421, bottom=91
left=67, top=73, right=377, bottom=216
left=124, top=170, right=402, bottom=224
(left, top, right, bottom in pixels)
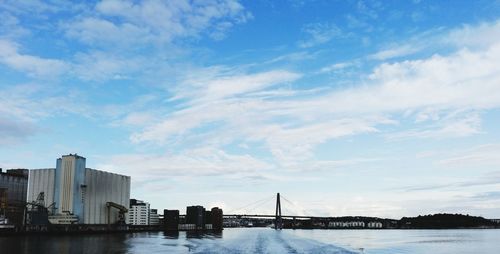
left=1, top=0, right=500, bottom=218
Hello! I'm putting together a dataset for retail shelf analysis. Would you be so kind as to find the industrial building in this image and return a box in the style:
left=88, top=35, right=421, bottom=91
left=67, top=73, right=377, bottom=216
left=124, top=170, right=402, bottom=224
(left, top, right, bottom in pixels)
left=0, top=169, right=28, bottom=226
left=128, top=199, right=150, bottom=225
left=27, top=154, right=130, bottom=225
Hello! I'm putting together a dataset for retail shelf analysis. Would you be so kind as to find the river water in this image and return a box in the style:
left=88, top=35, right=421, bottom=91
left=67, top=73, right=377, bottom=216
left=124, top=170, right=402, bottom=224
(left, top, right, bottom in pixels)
left=1, top=228, right=499, bottom=253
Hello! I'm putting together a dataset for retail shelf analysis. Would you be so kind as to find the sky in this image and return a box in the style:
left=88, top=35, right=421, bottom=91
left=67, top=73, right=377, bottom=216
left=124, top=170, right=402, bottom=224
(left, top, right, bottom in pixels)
left=1, top=0, right=500, bottom=219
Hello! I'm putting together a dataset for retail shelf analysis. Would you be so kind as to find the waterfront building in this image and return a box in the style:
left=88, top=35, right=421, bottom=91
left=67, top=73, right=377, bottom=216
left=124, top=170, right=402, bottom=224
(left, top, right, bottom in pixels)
left=211, top=207, right=223, bottom=231
left=128, top=199, right=150, bottom=225
left=186, top=205, right=206, bottom=230
left=149, top=209, right=160, bottom=225
left=490, top=219, right=500, bottom=224
left=328, top=221, right=365, bottom=228
left=27, top=154, right=130, bottom=224
left=367, top=221, right=383, bottom=228
left=182, top=206, right=223, bottom=231
left=0, top=169, right=28, bottom=226
left=205, top=209, right=212, bottom=229
left=164, top=209, right=180, bottom=231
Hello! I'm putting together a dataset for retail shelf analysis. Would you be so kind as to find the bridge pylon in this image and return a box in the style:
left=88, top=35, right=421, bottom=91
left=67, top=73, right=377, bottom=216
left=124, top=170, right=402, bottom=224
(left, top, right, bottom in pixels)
left=275, top=192, right=282, bottom=230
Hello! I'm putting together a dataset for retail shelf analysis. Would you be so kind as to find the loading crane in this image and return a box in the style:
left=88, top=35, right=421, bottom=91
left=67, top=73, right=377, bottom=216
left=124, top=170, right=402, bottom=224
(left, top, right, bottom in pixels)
left=106, top=202, right=128, bottom=225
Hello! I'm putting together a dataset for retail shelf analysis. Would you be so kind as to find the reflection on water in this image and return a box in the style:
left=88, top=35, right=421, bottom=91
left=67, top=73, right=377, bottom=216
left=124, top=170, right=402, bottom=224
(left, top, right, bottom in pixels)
left=1, top=228, right=500, bottom=253
left=185, top=231, right=223, bottom=239
left=2, top=233, right=131, bottom=254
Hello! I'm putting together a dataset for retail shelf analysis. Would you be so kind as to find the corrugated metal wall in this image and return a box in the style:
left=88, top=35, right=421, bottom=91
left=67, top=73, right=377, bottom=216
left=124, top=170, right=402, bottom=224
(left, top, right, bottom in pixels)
left=59, top=157, right=75, bottom=214
left=84, top=169, right=130, bottom=224
left=27, top=169, right=55, bottom=208
left=0, top=173, right=28, bottom=204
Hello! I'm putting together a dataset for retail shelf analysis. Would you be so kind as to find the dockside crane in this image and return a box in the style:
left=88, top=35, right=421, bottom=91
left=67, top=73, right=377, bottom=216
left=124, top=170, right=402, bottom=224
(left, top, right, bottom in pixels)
left=106, top=202, right=128, bottom=225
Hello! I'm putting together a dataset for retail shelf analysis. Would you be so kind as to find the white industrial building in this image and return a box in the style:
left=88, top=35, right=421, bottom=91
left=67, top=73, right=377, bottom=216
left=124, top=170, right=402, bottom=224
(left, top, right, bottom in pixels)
left=27, top=154, right=130, bottom=224
left=128, top=199, right=150, bottom=225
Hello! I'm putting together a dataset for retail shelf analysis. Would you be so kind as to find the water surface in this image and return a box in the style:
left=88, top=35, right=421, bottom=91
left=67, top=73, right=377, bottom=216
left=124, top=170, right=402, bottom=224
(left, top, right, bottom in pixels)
left=1, top=228, right=499, bottom=253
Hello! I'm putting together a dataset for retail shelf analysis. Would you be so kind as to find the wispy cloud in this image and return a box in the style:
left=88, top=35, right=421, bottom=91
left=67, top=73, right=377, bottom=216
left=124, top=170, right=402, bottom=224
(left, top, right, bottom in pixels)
left=318, top=61, right=357, bottom=73
left=298, top=22, right=342, bottom=48
left=467, top=191, right=500, bottom=201
left=72, top=50, right=147, bottom=81
left=2, top=1, right=500, bottom=217
left=401, top=170, right=500, bottom=192
left=0, top=117, right=37, bottom=145
left=122, top=20, right=500, bottom=174
left=438, top=144, right=500, bottom=168
left=0, top=83, right=94, bottom=145
left=369, top=44, right=422, bottom=60
left=0, top=39, right=67, bottom=77
left=172, top=69, right=302, bottom=102
left=96, top=147, right=274, bottom=184
left=387, top=111, right=482, bottom=140
left=64, top=0, right=251, bottom=47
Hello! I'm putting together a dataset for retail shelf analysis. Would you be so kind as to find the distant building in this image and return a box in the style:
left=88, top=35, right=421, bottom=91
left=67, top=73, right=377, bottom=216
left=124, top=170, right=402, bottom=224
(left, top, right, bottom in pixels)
left=149, top=209, right=160, bottom=225
left=182, top=206, right=223, bottom=231
left=204, top=209, right=212, bottom=229
left=211, top=207, right=223, bottom=231
left=489, top=219, right=500, bottom=224
left=128, top=199, right=150, bottom=225
left=367, top=221, right=383, bottom=228
left=0, top=169, right=28, bottom=226
left=164, top=209, right=179, bottom=231
left=186, top=205, right=206, bottom=230
left=27, top=154, right=130, bottom=224
left=329, top=221, right=365, bottom=228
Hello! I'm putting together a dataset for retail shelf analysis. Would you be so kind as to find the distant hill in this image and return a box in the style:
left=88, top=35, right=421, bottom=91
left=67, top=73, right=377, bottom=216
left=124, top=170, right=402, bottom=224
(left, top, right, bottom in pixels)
left=399, top=213, right=497, bottom=229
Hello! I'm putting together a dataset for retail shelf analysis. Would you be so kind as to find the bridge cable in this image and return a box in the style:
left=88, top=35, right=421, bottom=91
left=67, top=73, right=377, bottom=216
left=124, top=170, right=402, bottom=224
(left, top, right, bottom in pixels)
left=226, top=195, right=275, bottom=214
left=280, top=194, right=312, bottom=216
left=245, top=197, right=276, bottom=214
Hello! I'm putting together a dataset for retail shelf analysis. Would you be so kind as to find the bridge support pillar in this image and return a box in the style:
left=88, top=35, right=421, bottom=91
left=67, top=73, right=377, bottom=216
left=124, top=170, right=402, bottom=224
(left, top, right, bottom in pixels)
left=275, top=193, right=282, bottom=230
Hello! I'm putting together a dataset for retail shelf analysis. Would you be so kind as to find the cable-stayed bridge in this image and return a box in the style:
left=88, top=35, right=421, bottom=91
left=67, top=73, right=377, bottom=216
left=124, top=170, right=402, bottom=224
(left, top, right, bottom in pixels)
left=223, top=193, right=333, bottom=230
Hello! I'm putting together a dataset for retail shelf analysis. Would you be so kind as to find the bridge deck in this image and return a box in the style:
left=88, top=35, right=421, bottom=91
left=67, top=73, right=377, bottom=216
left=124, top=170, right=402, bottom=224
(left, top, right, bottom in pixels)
left=223, top=214, right=333, bottom=219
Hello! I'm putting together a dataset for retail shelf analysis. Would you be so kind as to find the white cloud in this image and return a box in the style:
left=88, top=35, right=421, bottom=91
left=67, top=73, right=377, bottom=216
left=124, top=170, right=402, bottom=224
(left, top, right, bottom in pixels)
left=129, top=20, right=500, bottom=171
left=64, top=0, right=251, bottom=47
left=72, top=51, right=146, bottom=81
left=319, top=61, right=356, bottom=73
left=97, top=147, right=274, bottom=184
left=0, top=39, right=67, bottom=77
left=369, top=44, right=421, bottom=60
left=264, top=51, right=315, bottom=65
left=0, top=83, right=59, bottom=122
left=175, top=69, right=302, bottom=102
left=64, top=17, right=151, bottom=46
left=446, top=20, right=500, bottom=48
left=120, top=112, right=155, bottom=127
left=320, top=44, right=500, bottom=114
left=0, top=11, right=30, bottom=38
left=387, top=111, right=482, bottom=139
left=0, top=83, right=94, bottom=145
left=0, top=0, right=64, bottom=14
left=369, top=20, right=500, bottom=62
left=252, top=117, right=388, bottom=167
